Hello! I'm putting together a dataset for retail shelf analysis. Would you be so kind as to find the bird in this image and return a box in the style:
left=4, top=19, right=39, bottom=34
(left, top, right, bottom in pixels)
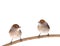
left=37, top=19, right=50, bottom=36
left=9, top=24, right=22, bottom=43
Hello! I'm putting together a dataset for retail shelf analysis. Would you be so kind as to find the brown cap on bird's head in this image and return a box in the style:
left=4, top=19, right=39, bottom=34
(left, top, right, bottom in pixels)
left=38, top=19, right=45, bottom=24
left=12, top=24, right=21, bottom=28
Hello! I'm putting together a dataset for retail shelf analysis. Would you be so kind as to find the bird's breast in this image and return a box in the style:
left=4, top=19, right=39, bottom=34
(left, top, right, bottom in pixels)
left=9, top=30, right=21, bottom=38
left=38, top=25, right=49, bottom=30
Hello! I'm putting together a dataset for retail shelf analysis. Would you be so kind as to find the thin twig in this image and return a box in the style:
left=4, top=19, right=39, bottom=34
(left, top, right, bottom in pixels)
left=3, top=34, right=60, bottom=46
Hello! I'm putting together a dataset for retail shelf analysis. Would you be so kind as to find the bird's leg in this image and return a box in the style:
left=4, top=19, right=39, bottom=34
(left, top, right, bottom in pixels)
left=20, top=36, right=22, bottom=41
left=38, top=34, right=40, bottom=36
left=38, top=33, right=41, bottom=37
left=10, top=38, right=13, bottom=44
left=47, top=33, right=49, bottom=36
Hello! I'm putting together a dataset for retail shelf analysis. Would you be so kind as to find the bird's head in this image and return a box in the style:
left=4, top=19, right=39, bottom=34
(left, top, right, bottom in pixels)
left=12, top=24, right=21, bottom=28
left=38, top=19, right=46, bottom=24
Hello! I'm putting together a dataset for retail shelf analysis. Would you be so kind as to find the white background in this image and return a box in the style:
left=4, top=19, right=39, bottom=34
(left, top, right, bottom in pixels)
left=0, top=0, right=60, bottom=46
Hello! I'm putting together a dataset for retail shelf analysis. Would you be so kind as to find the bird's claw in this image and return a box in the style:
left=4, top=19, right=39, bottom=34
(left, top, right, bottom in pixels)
left=20, top=39, right=22, bottom=41
left=10, top=41, right=13, bottom=44
left=38, top=34, right=40, bottom=38
left=47, top=33, right=49, bottom=36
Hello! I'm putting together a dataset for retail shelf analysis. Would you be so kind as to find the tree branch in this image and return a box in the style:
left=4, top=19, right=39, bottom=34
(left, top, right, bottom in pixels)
left=3, top=34, right=60, bottom=46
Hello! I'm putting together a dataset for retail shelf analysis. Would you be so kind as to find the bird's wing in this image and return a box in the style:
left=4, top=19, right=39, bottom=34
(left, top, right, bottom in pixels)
left=19, top=30, right=21, bottom=32
left=47, top=24, right=50, bottom=29
left=9, top=29, right=11, bottom=32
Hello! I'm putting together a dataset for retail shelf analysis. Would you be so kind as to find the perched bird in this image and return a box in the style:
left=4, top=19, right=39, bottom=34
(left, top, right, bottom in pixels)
left=37, top=19, right=50, bottom=36
left=9, top=24, right=22, bottom=43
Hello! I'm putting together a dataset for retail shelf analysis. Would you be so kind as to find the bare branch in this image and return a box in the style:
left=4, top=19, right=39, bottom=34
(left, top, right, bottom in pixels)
left=3, top=34, right=60, bottom=46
